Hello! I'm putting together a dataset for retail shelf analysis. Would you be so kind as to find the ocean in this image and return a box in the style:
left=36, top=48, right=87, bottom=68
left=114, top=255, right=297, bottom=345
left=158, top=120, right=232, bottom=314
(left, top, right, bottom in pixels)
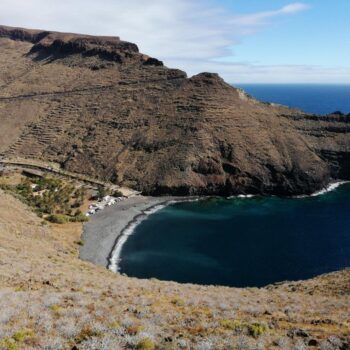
left=237, top=84, right=350, bottom=115
left=118, top=85, right=350, bottom=287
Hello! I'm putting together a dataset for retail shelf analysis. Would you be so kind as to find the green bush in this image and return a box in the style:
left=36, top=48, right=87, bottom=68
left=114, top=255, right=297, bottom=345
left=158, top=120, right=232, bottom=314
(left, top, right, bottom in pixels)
left=97, top=185, right=107, bottom=199
left=247, top=322, right=267, bottom=337
left=112, top=189, right=124, bottom=197
left=70, top=213, right=89, bottom=223
left=137, top=338, right=155, bottom=350
left=0, top=183, right=11, bottom=191
left=0, top=338, right=17, bottom=350
left=47, top=214, right=70, bottom=224
left=220, top=319, right=245, bottom=331
left=219, top=319, right=266, bottom=337
left=171, top=297, right=185, bottom=307
left=12, top=329, right=34, bottom=342
left=49, top=304, right=61, bottom=312
left=16, top=180, right=32, bottom=197
left=9, top=176, right=90, bottom=221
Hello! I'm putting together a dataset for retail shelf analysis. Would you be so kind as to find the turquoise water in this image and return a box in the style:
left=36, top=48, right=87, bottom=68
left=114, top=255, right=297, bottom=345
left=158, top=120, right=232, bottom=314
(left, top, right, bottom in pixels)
left=119, top=184, right=350, bottom=287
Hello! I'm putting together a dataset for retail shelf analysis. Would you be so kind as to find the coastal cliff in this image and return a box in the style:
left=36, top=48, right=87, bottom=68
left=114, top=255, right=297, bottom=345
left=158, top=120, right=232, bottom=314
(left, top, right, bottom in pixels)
left=0, top=25, right=349, bottom=196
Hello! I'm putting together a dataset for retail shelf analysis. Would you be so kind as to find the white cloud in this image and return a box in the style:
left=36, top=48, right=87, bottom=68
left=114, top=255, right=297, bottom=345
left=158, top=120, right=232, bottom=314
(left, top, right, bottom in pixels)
left=229, top=2, right=310, bottom=33
left=1, top=0, right=345, bottom=83
left=176, top=59, right=350, bottom=84
left=280, top=3, right=310, bottom=14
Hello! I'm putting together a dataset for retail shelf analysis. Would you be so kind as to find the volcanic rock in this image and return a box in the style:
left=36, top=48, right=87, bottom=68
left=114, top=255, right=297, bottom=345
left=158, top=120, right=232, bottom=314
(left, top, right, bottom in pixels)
left=0, top=25, right=349, bottom=196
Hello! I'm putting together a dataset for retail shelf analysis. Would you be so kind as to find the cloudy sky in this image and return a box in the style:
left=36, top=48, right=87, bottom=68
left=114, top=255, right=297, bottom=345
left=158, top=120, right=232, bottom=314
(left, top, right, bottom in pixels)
left=1, top=0, right=349, bottom=83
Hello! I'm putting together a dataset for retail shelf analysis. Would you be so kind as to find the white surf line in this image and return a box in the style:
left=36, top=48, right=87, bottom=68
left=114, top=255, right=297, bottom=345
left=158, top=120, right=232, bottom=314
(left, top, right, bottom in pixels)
left=294, top=180, right=349, bottom=198
left=108, top=202, right=172, bottom=273
left=227, top=194, right=256, bottom=199
left=108, top=197, right=202, bottom=273
left=310, top=181, right=349, bottom=197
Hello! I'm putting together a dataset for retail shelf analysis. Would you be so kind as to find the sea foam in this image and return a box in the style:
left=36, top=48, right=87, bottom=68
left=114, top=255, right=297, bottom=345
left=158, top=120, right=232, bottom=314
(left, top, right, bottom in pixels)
left=108, top=202, right=173, bottom=273
left=108, top=197, right=205, bottom=272
left=310, top=181, right=349, bottom=197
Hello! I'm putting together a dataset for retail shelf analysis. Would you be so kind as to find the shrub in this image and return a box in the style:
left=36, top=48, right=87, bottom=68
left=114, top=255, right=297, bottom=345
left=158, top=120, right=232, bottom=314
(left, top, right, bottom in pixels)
left=0, top=183, right=11, bottom=191
left=219, top=319, right=267, bottom=337
left=75, top=326, right=101, bottom=343
left=13, top=176, right=87, bottom=218
left=109, top=321, right=120, bottom=330
left=112, top=189, right=124, bottom=197
left=220, top=319, right=244, bottom=332
left=12, top=329, right=34, bottom=342
left=97, top=186, right=107, bottom=199
left=16, top=180, right=32, bottom=196
left=137, top=338, right=155, bottom=350
left=247, top=322, right=267, bottom=337
left=171, top=297, right=185, bottom=307
left=70, top=213, right=89, bottom=223
left=49, top=304, right=61, bottom=313
left=47, top=214, right=70, bottom=224
left=0, top=338, right=17, bottom=350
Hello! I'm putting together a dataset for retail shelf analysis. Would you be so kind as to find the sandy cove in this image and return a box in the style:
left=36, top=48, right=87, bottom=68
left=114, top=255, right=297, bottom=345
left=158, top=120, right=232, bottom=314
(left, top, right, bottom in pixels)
left=79, top=195, right=173, bottom=269
left=79, top=182, right=350, bottom=272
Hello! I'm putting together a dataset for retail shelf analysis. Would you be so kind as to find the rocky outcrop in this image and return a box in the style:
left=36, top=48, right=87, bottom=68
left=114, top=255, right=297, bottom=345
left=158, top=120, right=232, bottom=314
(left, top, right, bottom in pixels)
left=0, top=25, right=49, bottom=43
left=288, top=113, right=350, bottom=183
left=29, top=32, right=140, bottom=63
left=0, top=25, right=152, bottom=65
left=0, top=25, right=349, bottom=196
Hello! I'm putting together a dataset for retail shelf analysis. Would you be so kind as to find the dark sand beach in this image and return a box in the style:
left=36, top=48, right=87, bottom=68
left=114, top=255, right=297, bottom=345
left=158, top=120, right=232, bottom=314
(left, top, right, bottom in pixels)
left=79, top=196, right=172, bottom=268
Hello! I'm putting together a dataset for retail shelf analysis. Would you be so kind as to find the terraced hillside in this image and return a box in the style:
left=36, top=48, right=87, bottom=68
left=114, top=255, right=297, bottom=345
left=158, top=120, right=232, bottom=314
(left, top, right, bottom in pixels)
left=0, top=25, right=349, bottom=196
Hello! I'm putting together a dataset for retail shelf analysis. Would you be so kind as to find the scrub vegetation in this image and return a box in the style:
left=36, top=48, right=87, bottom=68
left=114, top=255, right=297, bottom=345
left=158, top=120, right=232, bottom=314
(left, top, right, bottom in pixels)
left=1, top=176, right=88, bottom=223
left=0, top=187, right=349, bottom=349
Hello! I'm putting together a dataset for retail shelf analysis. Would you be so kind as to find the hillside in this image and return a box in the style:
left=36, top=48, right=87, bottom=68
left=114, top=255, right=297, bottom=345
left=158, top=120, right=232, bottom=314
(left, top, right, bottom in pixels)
left=0, top=189, right=349, bottom=349
left=0, top=25, right=349, bottom=196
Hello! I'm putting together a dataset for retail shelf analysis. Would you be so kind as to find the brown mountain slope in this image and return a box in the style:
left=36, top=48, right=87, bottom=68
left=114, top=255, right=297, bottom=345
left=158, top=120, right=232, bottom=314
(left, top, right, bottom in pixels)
left=0, top=25, right=349, bottom=196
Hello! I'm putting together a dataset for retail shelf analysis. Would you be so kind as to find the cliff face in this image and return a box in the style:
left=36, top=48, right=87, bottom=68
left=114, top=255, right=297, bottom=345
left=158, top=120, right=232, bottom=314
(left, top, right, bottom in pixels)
left=0, top=25, right=349, bottom=196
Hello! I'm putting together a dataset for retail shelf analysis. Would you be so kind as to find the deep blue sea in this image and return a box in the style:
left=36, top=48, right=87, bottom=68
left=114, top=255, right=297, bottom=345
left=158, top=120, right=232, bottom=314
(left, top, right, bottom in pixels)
left=118, top=85, right=350, bottom=287
left=236, top=84, right=350, bottom=115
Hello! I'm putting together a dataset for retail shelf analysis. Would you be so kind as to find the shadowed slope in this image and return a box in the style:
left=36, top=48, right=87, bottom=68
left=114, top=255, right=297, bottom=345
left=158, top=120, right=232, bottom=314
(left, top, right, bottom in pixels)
left=0, top=25, right=349, bottom=196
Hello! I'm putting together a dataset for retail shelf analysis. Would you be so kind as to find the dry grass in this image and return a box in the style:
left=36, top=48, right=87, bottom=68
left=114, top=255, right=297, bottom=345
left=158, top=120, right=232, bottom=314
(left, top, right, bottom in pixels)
left=0, top=189, right=349, bottom=349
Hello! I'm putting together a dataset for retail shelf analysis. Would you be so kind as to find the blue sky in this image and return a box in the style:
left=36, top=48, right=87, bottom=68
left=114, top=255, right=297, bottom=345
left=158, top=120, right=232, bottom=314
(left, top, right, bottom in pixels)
left=220, top=0, right=350, bottom=67
left=1, top=0, right=349, bottom=83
